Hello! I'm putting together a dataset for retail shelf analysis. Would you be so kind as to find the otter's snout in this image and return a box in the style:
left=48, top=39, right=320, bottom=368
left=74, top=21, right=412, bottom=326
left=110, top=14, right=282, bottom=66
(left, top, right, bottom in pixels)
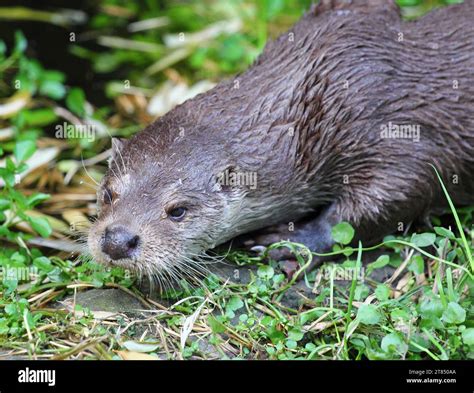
left=101, top=224, right=140, bottom=261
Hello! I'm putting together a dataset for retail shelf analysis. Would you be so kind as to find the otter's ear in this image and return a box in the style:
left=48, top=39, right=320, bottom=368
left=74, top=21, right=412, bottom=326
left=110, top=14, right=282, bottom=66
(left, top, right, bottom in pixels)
left=108, top=137, right=126, bottom=167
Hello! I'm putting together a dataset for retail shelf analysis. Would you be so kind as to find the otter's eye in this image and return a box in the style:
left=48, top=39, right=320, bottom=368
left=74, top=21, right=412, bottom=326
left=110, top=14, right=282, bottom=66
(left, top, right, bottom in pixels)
left=103, top=187, right=115, bottom=205
left=168, top=207, right=187, bottom=221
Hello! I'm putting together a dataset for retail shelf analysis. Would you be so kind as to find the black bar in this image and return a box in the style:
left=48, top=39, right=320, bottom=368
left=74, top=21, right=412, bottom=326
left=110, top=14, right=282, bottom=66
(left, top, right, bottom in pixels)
left=0, top=360, right=471, bottom=393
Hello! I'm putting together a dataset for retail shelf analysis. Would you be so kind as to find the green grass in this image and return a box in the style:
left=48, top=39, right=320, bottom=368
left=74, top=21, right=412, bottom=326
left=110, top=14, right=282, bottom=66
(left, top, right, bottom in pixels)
left=0, top=0, right=473, bottom=360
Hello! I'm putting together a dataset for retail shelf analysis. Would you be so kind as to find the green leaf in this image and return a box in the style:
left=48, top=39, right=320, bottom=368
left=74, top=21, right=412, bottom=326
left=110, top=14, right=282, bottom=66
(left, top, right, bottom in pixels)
left=257, top=265, right=274, bottom=280
left=442, top=302, right=466, bottom=325
left=354, top=284, right=370, bottom=301
left=287, top=328, right=304, bottom=342
left=420, top=315, right=444, bottom=330
left=390, top=308, right=410, bottom=321
left=266, top=325, right=285, bottom=344
left=266, top=347, right=275, bottom=356
left=411, top=232, right=436, bottom=248
left=20, top=58, right=42, bottom=81
left=374, top=284, right=390, bottom=301
left=462, top=328, right=474, bottom=346
left=357, top=304, right=381, bottom=325
left=0, top=171, right=15, bottom=187
left=208, top=315, right=226, bottom=334
left=0, top=319, right=9, bottom=335
left=28, top=216, right=52, bottom=238
left=239, top=314, right=248, bottom=323
left=409, top=333, right=430, bottom=353
left=419, top=294, right=444, bottom=319
left=33, top=256, right=54, bottom=273
left=10, top=189, right=28, bottom=209
left=39, top=80, right=66, bottom=99
left=11, top=251, right=26, bottom=264
left=226, top=296, right=244, bottom=312
left=27, top=193, right=50, bottom=207
left=0, top=198, right=10, bottom=210
left=16, top=163, right=29, bottom=174
left=6, top=157, right=16, bottom=172
left=93, top=52, right=123, bottom=73
left=381, top=332, right=408, bottom=355
left=369, top=255, right=390, bottom=269
left=14, top=31, right=27, bottom=53
left=14, top=71, right=36, bottom=93
left=331, top=222, right=355, bottom=245
left=5, top=303, right=18, bottom=316
left=260, top=316, right=273, bottom=326
left=23, top=108, right=58, bottom=127
left=408, top=255, right=424, bottom=275
left=14, top=140, right=36, bottom=162
left=434, top=226, right=456, bottom=240
left=66, top=87, right=86, bottom=117
left=41, top=70, right=65, bottom=82
left=285, top=339, right=297, bottom=349
left=272, top=273, right=285, bottom=285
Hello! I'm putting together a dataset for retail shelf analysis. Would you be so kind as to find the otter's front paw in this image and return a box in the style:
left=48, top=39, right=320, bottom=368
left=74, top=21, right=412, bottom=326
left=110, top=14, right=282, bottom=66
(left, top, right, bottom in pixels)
left=248, top=233, right=296, bottom=261
left=249, top=237, right=317, bottom=280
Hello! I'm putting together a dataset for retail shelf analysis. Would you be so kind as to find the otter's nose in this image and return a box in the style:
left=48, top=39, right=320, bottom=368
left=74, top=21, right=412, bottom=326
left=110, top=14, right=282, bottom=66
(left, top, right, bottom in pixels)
left=101, top=225, right=140, bottom=260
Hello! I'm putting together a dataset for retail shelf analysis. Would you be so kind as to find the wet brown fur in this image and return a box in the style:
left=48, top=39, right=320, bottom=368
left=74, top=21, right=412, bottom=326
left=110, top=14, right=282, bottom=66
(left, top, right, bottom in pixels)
left=88, top=0, right=474, bottom=279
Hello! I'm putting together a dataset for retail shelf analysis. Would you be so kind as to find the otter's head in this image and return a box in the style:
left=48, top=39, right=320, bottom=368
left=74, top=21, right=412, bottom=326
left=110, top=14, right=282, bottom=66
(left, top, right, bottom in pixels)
left=87, top=125, right=254, bottom=283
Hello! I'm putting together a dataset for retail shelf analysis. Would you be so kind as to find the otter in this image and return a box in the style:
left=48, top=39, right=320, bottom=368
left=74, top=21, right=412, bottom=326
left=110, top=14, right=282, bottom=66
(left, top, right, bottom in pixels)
left=88, top=0, right=474, bottom=283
